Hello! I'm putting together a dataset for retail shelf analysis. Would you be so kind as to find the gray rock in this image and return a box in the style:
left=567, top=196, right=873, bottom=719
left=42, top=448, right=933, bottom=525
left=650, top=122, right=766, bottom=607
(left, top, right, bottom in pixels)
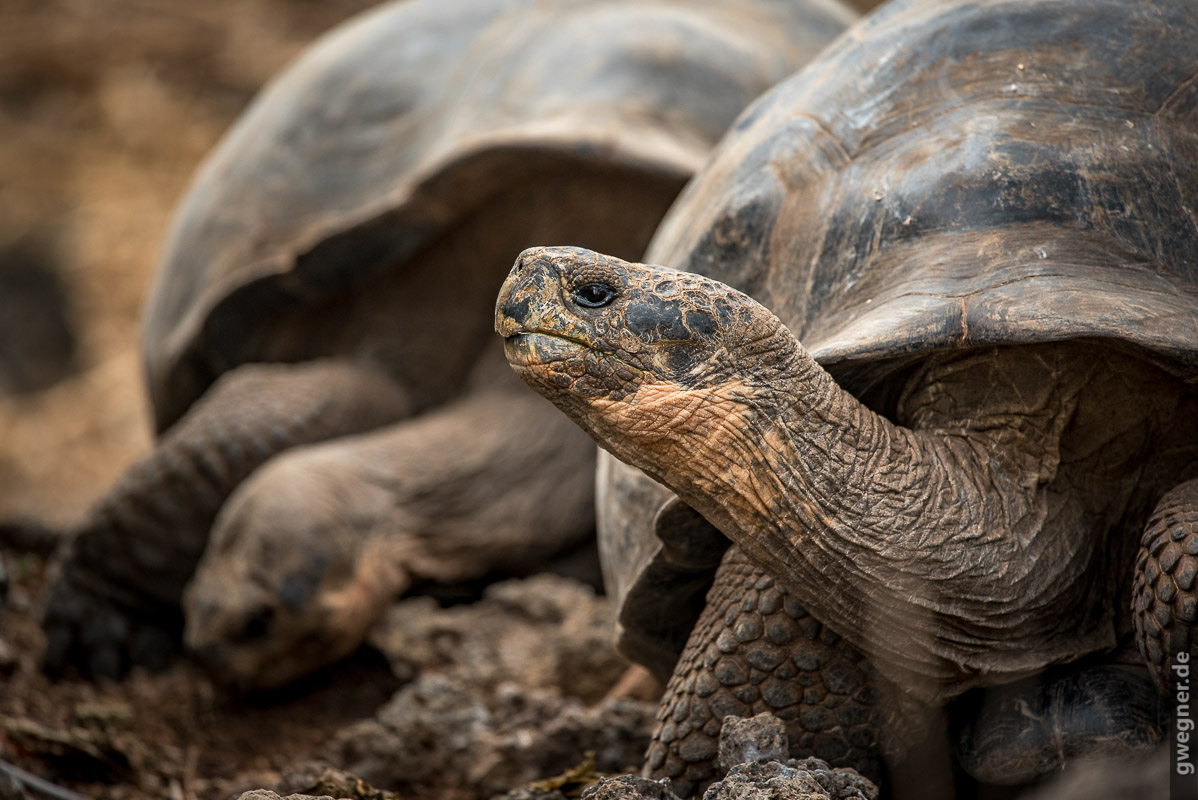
left=784, top=758, right=877, bottom=800
left=718, top=713, right=789, bottom=772
left=493, top=788, right=569, bottom=800
left=368, top=574, right=628, bottom=704
left=705, top=762, right=825, bottom=800
left=703, top=760, right=877, bottom=800
left=273, top=574, right=656, bottom=800
left=331, top=674, right=655, bottom=797
left=579, top=775, right=681, bottom=800
left=331, top=675, right=491, bottom=786
left=271, top=764, right=400, bottom=800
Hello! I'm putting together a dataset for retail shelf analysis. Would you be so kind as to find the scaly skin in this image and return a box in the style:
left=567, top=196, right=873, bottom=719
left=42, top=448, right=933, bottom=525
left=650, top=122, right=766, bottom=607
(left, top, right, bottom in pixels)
left=182, top=351, right=596, bottom=691
left=649, top=545, right=887, bottom=796
left=41, top=359, right=413, bottom=680
left=495, top=245, right=1198, bottom=790
left=1134, top=478, right=1198, bottom=692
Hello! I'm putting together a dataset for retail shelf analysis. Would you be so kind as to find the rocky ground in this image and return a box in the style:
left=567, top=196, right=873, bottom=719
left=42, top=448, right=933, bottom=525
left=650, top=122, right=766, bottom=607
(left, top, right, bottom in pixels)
left=1, top=556, right=664, bottom=800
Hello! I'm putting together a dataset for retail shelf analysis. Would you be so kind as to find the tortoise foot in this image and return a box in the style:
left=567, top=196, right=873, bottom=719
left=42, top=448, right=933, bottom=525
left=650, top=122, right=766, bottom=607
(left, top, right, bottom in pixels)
left=953, top=663, right=1164, bottom=785
left=41, top=565, right=181, bottom=680
left=1134, top=478, right=1198, bottom=692
left=647, top=546, right=883, bottom=798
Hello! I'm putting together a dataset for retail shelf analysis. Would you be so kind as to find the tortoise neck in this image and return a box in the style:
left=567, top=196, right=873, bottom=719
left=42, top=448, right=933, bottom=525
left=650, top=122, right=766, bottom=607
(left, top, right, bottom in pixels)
left=647, top=345, right=901, bottom=545
left=636, top=342, right=1131, bottom=702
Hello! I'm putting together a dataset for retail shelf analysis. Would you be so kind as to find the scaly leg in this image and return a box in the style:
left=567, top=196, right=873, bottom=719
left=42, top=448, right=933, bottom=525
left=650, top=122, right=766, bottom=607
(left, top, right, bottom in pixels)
left=41, top=359, right=412, bottom=679
left=1134, top=478, right=1198, bottom=692
left=182, top=355, right=597, bottom=690
left=644, top=545, right=885, bottom=797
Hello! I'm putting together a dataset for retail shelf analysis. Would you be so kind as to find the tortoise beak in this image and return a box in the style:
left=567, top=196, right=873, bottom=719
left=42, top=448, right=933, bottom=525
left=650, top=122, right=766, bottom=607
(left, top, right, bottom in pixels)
left=494, top=260, right=524, bottom=337
left=496, top=310, right=521, bottom=340
left=495, top=248, right=554, bottom=339
left=497, top=249, right=600, bottom=369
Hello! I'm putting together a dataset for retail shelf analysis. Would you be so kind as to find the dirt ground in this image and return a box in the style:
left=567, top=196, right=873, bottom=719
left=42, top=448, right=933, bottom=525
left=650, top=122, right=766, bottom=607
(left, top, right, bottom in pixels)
left=1, top=554, right=655, bottom=800
left=1, top=562, right=404, bottom=799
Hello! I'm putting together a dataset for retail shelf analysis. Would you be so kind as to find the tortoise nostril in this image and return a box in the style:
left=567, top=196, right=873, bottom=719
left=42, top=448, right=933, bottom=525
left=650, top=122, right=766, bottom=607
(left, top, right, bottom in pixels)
left=514, top=250, right=537, bottom=274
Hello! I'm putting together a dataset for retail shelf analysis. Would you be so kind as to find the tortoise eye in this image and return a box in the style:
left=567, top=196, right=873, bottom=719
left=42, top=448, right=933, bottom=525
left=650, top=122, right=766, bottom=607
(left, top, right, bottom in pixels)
left=573, top=282, right=616, bottom=309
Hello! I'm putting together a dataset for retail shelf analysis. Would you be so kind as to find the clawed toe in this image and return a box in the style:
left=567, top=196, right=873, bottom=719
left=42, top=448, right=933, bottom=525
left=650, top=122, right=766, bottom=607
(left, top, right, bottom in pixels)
left=40, top=579, right=180, bottom=681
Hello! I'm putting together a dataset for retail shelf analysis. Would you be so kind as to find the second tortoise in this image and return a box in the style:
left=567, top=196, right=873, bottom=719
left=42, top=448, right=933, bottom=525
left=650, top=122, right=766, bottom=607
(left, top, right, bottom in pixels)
left=40, top=0, right=856, bottom=690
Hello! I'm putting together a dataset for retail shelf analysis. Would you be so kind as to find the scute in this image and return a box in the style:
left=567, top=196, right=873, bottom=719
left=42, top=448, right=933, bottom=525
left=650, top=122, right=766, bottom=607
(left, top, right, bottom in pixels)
left=141, top=0, right=856, bottom=431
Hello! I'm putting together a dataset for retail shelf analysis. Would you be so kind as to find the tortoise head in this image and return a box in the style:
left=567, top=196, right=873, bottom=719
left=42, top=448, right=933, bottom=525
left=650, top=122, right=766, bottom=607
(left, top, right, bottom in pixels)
left=182, top=463, right=394, bottom=693
left=182, top=532, right=366, bottom=693
left=495, top=246, right=800, bottom=450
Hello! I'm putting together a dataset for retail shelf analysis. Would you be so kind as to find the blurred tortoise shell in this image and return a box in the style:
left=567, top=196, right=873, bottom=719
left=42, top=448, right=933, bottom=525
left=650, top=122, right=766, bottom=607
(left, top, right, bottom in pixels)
left=142, top=0, right=855, bottom=432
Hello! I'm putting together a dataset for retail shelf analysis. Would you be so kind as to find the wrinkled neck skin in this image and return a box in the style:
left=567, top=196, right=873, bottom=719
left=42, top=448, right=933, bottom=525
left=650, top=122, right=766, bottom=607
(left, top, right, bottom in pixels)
left=586, top=328, right=1110, bottom=704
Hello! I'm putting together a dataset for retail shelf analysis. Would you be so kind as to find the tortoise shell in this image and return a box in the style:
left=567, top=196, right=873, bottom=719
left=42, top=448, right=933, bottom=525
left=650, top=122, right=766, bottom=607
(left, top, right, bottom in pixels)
left=606, top=0, right=1198, bottom=678
left=140, top=0, right=855, bottom=432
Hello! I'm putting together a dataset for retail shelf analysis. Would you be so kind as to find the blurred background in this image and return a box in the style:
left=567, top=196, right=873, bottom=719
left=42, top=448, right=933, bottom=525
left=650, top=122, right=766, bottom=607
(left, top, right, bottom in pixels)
left=0, top=0, right=381, bottom=528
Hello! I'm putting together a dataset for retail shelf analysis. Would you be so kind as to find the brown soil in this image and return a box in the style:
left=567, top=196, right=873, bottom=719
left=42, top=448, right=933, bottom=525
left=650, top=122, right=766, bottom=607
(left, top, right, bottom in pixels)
left=1, top=551, right=657, bottom=800
left=2, top=558, right=403, bottom=800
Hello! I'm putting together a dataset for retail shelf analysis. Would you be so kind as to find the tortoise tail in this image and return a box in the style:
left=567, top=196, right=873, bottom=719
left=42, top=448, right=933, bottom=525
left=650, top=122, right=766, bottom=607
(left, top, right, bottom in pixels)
left=1133, top=478, right=1198, bottom=692
left=40, top=359, right=411, bottom=679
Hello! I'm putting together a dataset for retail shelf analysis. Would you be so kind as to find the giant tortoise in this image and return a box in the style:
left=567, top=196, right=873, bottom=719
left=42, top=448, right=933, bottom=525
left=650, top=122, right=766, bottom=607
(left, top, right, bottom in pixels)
left=495, top=0, right=1198, bottom=794
left=40, top=0, right=856, bottom=690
